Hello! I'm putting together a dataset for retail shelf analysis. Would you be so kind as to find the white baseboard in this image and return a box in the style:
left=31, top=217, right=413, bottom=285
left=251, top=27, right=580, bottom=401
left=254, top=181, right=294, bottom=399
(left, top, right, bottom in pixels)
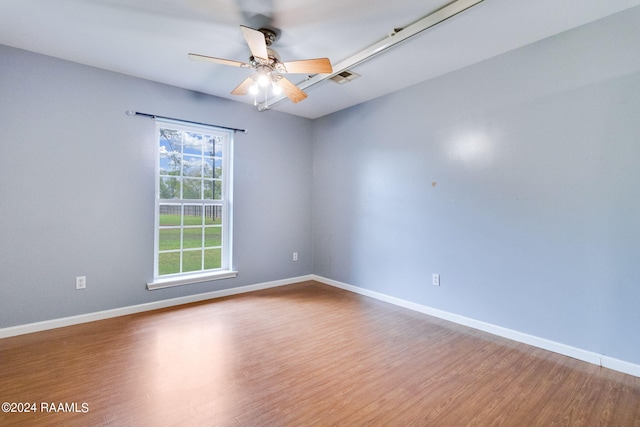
left=3, top=273, right=638, bottom=378
left=312, top=275, right=640, bottom=379
left=0, top=275, right=313, bottom=339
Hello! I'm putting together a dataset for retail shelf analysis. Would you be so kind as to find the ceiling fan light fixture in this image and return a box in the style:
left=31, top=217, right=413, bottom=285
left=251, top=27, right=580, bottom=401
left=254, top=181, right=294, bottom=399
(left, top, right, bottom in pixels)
left=272, top=82, right=283, bottom=95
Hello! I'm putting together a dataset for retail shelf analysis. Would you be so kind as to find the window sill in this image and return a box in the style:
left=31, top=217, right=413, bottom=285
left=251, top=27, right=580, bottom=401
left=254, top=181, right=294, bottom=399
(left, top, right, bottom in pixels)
left=147, top=270, right=238, bottom=290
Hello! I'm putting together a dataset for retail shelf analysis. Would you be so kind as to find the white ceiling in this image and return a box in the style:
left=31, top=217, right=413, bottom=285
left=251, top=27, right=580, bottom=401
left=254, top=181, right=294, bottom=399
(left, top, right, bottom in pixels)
left=2, top=0, right=640, bottom=119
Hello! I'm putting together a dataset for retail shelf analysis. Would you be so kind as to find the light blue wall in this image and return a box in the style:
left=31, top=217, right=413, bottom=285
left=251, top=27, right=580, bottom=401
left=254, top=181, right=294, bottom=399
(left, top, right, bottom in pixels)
left=0, top=44, right=313, bottom=328
left=2, top=7, right=640, bottom=368
left=312, top=8, right=640, bottom=364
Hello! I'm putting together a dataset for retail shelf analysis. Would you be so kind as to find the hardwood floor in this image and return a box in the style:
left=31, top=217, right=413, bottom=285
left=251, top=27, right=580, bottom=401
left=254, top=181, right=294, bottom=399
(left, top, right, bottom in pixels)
left=1, top=281, right=639, bottom=426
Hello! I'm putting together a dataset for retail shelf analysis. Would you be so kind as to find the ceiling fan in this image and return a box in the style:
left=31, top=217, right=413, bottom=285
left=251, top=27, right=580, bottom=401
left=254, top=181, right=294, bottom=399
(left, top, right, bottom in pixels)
left=189, top=26, right=333, bottom=105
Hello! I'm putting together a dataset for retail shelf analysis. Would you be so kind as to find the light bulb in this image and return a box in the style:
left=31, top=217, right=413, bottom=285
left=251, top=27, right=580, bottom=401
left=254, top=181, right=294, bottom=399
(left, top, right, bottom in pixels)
left=249, top=84, right=259, bottom=95
left=272, top=82, right=283, bottom=95
left=257, top=73, right=270, bottom=87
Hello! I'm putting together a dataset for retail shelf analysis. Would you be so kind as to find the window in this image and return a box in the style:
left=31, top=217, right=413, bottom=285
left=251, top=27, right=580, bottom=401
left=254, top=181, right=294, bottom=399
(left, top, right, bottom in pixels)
left=149, top=120, right=235, bottom=289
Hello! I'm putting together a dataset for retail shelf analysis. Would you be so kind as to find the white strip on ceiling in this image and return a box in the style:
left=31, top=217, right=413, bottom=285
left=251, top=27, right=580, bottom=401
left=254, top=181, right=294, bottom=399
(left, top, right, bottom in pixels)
left=259, top=0, right=484, bottom=111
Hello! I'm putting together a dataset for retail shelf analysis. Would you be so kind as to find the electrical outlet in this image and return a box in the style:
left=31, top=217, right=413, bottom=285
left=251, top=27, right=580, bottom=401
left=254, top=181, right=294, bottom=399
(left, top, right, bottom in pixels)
left=76, top=276, right=86, bottom=290
left=293, top=252, right=298, bottom=261
left=432, top=274, right=440, bottom=286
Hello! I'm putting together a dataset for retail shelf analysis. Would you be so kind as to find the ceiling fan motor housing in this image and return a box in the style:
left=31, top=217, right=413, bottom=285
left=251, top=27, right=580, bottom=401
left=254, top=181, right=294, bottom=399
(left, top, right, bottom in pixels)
left=259, top=28, right=277, bottom=46
left=250, top=48, right=285, bottom=73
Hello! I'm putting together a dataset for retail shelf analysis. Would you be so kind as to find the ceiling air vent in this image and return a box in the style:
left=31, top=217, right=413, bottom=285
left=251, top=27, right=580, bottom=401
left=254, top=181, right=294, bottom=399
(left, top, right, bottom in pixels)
left=330, top=70, right=361, bottom=84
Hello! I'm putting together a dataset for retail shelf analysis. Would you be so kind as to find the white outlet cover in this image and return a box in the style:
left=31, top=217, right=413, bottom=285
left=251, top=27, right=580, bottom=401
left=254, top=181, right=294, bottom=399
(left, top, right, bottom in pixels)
left=432, top=274, right=440, bottom=286
left=76, top=276, right=86, bottom=289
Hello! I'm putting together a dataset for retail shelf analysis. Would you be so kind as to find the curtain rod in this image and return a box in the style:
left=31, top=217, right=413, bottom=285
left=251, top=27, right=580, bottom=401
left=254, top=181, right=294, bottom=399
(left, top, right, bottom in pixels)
left=126, top=110, right=248, bottom=134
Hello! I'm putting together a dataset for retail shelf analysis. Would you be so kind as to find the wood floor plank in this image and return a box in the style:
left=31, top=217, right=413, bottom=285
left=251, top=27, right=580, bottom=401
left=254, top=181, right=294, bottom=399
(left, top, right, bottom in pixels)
left=1, top=281, right=639, bottom=426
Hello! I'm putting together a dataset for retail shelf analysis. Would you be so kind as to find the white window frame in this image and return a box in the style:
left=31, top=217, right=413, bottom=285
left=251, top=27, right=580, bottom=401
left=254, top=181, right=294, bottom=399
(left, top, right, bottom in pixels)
left=147, top=119, right=236, bottom=290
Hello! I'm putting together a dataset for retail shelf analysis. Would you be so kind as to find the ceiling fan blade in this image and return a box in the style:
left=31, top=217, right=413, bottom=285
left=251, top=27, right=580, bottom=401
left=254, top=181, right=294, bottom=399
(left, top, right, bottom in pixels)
left=283, top=58, right=333, bottom=74
left=240, top=25, right=269, bottom=61
left=188, top=53, right=250, bottom=68
left=231, top=77, right=255, bottom=95
left=277, top=77, right=308, bottom=103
